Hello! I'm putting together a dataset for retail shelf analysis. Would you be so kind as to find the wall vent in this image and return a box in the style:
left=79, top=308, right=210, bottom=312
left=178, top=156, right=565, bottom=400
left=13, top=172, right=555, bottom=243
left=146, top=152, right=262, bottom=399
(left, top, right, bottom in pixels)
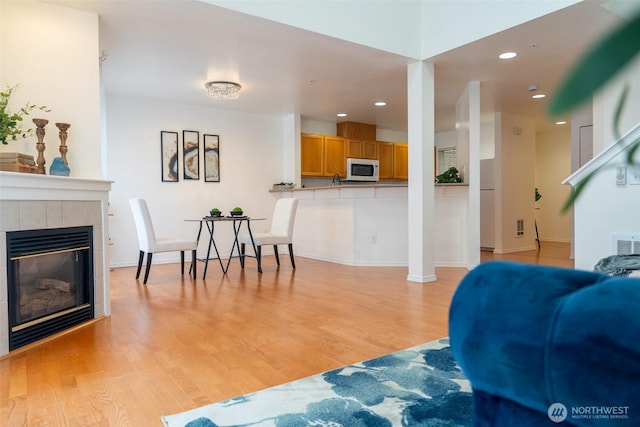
left=612, top=233, right=640, bottom=255
left=516, top=219, right=524, bottom=237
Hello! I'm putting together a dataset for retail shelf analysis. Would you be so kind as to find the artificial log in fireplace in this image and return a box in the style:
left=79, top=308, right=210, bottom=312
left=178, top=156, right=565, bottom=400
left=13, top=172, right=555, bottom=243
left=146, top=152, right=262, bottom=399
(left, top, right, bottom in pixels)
left=6, top=226, right=94, bottom=350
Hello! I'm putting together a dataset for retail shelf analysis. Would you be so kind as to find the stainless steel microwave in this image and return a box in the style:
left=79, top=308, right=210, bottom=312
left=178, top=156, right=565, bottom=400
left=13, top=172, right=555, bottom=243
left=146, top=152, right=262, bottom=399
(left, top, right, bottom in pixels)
left=346, top=158, right=379, bottom=181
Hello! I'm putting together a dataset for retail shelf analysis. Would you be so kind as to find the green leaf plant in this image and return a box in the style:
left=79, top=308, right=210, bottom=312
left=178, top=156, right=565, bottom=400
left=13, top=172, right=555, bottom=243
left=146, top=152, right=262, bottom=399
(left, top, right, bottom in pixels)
left=548, top=11, right=640, bottom=212
left=0, top=85, right=50, bottom=145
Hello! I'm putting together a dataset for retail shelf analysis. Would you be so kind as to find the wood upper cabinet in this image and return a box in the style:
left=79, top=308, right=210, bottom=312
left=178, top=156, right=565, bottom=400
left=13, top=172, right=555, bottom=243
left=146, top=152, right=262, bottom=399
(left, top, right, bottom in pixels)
left=346, top=139, right=363, bottom=158
left=337, top=121, right=376, bottom=140
left=301, top=133, right=325, bottom=176
left=301, top=129, right=403, bottom=180
left=324, top=136, right=347, bottom=177
left=377, top=141, right=408, bottom=180
left=393, top=143, right=408, bottom=179
left=362, top=141, right=377, bottom=159
left=346, top=139, right=377, bottom=159
left=339, top=122, right=377, bottom=161
left=301, top=133, right=346, bottom=177
left=377, top=142, right=394, bottom=179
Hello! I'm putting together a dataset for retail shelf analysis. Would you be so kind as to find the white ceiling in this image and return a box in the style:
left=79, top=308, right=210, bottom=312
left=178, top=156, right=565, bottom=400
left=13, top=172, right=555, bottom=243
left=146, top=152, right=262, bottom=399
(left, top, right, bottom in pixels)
left=52, top=0, right=624, bottom=134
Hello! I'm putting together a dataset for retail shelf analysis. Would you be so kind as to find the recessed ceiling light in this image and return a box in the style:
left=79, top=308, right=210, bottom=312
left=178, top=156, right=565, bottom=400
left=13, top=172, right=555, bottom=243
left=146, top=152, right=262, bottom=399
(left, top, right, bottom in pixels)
left=374, top=101, right=387, bottom=106
left=532, top=94, right=546, bottom=99
left=337, top=113, right=347, bottom=117
left=499, top=52, right=517, bottom=59
left=556, top=121, right=567, bottom=125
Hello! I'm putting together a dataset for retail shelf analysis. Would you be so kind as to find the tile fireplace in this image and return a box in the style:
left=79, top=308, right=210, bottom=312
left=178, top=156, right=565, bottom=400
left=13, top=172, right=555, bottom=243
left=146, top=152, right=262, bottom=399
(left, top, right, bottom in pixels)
left=0, top=171, right=112, bottom=356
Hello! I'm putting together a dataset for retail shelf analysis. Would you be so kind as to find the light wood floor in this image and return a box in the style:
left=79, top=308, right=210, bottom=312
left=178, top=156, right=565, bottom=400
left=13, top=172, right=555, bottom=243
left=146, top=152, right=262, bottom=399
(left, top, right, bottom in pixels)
left=1, top=242, right=572, bottom=426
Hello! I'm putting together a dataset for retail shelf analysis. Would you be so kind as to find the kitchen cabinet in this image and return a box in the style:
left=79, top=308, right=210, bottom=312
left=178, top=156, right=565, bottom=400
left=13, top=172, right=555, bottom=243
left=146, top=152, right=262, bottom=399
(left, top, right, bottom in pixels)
left=393, top=143, right=408, bottom=179
left=377, top=141, right=408, bottom=180
left=346, top=139, right=377, bottom=159
left=337, top=121, right=376, bottom=141
left=301, top=133, right=346, bottom=177
left=341, top=122, right=377, bottom=161
left=377, top=142, right=394, bottom=179
left=301, top=133, right=325, bottom=176
left=324, top=136, right=347, bottom=177
left=302, top=130, right=405, bottom=180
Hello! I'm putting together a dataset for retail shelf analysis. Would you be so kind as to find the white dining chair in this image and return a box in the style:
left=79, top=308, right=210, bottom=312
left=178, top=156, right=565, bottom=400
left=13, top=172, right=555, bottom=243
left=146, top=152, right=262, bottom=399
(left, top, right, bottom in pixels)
left=240, top=198, right=298, bottom=273
left=129, top=198, right=197, bottom=284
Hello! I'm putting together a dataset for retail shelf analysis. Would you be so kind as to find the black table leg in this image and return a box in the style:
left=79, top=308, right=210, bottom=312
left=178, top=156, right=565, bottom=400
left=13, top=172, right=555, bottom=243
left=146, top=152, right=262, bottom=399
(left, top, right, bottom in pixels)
left=203, top=220, right=224, bottom=279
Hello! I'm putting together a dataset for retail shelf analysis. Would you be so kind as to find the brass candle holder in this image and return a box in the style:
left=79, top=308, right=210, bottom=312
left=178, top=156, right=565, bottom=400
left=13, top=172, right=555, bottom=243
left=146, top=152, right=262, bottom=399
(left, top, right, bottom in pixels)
left=33, top=118, right=49, bottom=174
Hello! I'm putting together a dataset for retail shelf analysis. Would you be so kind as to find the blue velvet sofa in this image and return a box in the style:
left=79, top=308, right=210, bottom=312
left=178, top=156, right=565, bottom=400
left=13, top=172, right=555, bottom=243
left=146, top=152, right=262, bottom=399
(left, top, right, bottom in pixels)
left=449, top=261, right=639, bottom=426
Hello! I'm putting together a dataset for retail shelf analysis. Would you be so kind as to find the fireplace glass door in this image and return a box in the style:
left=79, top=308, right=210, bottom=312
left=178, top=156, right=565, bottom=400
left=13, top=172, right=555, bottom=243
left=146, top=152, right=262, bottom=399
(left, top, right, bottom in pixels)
left=13, top=249, right=87, bottom=325
left=7, top=226, right=94, bottom=350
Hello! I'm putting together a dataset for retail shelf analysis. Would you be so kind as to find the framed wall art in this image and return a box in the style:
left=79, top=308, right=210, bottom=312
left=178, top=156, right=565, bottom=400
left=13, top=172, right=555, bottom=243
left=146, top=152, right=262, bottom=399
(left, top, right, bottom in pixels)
left=183, top=130, right=200, bottom=180
left=160, top=131, right=179, bottom=182
left=204, top=134, right=220, bottom=182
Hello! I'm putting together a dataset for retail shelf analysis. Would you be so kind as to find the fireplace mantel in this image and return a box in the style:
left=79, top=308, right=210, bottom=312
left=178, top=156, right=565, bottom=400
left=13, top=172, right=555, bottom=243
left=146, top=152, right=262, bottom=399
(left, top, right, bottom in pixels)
left=0, top=171, right=112, bottom=199
left=0, top=171, right=113, bottom=356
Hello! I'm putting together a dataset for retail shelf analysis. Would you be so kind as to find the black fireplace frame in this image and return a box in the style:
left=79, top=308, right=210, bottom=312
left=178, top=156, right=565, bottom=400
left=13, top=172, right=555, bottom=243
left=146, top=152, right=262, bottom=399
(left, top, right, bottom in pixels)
left=6, top=226, right=94, bottom=350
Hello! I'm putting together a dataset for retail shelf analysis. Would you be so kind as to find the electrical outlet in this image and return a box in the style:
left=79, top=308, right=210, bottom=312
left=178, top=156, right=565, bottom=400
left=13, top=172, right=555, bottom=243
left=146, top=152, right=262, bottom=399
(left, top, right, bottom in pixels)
left=616, top=166, right=627, bottom=185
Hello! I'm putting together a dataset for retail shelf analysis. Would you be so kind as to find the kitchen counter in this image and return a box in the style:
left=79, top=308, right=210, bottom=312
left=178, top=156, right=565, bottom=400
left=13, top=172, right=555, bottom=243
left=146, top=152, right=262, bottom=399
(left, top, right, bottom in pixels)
left=270, top=183, right=469, bottom=268
left=271, top=182, right=468, bottom=192
left=271, top=182, right=408, bottom=192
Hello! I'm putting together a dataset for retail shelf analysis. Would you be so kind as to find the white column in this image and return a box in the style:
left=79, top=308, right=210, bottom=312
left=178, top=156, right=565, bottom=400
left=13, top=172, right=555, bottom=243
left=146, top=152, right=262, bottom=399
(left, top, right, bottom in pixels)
left=467, top=81, right=481, bottom=268
left=407, top=60, right=436, bottom=283
left=282, top=113, right=301, bottom=184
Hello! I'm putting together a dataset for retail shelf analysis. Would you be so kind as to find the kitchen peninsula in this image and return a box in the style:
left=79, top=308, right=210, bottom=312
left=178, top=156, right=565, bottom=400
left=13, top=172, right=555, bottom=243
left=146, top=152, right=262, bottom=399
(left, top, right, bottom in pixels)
left=271, top=182, right=469, bottom=268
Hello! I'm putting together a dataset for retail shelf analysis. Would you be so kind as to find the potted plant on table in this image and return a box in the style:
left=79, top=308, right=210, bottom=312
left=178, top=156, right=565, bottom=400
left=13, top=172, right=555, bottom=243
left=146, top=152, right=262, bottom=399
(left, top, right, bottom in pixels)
left=209, top=208, right=222, bottom=217
left=230, top=206, right=244, bottom=217
left=273, top=182, right=296, bottom=191
left=435, top=167, right=463, bottom=184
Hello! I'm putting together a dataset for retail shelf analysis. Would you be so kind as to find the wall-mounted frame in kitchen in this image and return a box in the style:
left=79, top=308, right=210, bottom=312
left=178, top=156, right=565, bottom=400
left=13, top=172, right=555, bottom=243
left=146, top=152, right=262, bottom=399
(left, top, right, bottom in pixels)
left=160, top=131, right=179, bottom=182
left=183, top=130, right=200, bottom=180
left=204, top=134, right=220, bottom=183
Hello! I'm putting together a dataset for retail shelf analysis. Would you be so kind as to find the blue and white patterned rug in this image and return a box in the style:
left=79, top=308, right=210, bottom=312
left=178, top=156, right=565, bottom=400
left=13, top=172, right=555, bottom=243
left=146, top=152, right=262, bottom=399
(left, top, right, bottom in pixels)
left=162, top=338, right=472, bottom=427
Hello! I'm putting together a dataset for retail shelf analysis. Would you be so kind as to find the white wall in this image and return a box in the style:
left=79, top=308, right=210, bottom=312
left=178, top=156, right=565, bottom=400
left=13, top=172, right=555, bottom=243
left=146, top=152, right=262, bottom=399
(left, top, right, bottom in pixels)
left=573, top=153, right=640, bottom=270
left=207, top=0, right=579, bottom=61
left=535, top=128, right=572, bottom=243
left=480, top=123, right=496, bottom=159
left=301, top=120, right=337, bottom=136
left=572, top=53, right=640, bottom=270
left=206, top=0, right=422, bottom=59
left=420, top=0, right=581, bottom=58
left=377, top=128, right=408, bottom=143
left=593, top=55, right=640, bottom=154
left=106, top=94, right=286, bottom=268
left=0, top=1, right=101, bottom=178
left=494, top=112, right=537, bottom=253
left=435, top=130, right=456, bottom=150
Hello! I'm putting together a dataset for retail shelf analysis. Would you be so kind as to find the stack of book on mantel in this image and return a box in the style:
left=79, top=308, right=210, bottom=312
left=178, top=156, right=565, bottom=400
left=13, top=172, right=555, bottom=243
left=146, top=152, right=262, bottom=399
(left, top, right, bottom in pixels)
left=0, top=152, right=37, bottom=173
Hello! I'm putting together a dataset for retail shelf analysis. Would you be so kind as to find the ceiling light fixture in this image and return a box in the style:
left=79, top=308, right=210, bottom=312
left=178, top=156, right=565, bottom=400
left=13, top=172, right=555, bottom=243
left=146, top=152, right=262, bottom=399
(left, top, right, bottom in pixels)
left=205, top=81, right=242, bottom=100
left=532, top=94, right=546, bottom=99
left=374, top=101, right=387, bottom=106
left=556, top=121, right=567, bottom=125
left=337, top=113, right=347, bottom=117
left=499, top=52, right=517, bottom=59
